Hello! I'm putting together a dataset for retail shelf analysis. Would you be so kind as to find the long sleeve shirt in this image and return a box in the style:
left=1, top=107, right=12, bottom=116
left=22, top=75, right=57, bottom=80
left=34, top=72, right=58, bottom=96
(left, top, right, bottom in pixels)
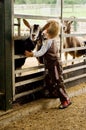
left=33, top=39, right=53, bottom=57
left=33, top=38, right=60, bottom=58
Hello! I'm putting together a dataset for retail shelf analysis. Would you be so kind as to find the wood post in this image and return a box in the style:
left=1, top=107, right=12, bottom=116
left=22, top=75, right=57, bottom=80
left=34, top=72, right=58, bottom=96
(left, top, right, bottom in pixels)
left=0, top=0, right=13, bottom=110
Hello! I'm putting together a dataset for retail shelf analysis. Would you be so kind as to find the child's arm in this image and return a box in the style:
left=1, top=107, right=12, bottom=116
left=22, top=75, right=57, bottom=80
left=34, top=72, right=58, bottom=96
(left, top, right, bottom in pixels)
left=25, top=39, right=52, bottom=58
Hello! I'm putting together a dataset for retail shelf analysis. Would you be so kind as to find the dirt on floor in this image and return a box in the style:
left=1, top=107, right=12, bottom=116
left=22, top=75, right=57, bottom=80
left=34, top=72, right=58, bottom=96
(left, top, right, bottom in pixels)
left=0, top=83, right=86, bottom=130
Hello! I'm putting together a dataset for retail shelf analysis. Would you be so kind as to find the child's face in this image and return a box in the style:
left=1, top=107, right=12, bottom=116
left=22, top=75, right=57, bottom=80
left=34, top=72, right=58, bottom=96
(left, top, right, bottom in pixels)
left=42, top=30, right=50, bottom=39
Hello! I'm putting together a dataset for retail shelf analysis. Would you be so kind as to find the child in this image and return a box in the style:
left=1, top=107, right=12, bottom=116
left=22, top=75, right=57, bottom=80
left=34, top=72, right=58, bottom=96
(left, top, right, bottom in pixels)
left=25, top=19, right=72, bottom=109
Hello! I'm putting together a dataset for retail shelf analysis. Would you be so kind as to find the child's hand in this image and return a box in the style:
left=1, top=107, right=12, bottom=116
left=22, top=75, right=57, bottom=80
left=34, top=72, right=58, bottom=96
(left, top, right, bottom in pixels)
left=24, top=50, right=33, bottom=57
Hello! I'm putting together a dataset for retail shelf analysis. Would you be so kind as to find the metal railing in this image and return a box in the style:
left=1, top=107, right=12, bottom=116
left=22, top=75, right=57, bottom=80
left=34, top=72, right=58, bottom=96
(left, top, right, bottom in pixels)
left=13, top=14, right=86, bottom=101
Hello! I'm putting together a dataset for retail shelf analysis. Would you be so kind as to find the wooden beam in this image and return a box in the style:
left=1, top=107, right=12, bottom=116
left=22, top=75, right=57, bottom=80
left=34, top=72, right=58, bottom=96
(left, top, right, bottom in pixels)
left=0, top=0, right=13, bottom=110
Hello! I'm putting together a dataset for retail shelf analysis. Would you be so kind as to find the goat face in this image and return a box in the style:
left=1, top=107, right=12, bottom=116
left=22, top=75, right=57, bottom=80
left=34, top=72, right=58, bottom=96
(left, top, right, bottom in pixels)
left=28, top=28, right=44, bottom=64
left=23, top=19, right=40, bottom=41
left=30, top=24, right=41, bottom=41
left=29, top=23, right=44, bottom=53
left=63, top=20, right=73, bottom=34
left=23, top=19, right=41, bottom=45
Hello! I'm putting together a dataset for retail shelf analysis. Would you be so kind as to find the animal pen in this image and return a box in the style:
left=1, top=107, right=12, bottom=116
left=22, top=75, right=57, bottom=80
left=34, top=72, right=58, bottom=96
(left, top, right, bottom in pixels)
left=0, top=0, right=86, bottom=110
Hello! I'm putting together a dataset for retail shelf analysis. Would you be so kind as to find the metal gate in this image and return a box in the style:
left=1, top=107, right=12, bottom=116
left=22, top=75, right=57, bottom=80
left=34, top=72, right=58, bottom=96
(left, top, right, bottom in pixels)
left=13, top=15, right=86, bottom=102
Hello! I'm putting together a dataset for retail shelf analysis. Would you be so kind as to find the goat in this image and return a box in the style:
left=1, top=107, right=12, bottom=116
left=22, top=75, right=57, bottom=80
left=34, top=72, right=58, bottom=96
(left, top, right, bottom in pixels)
left=63, top=20, right=86, bottom=64
left=14, top=19, right=42, bottom=72
left=23, top=19, right=44, bottom=64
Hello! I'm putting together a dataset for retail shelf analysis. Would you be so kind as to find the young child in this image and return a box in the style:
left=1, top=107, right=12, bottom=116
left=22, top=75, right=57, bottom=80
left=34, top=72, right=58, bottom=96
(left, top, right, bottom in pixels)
left=25, top=19, right=72, bottom=109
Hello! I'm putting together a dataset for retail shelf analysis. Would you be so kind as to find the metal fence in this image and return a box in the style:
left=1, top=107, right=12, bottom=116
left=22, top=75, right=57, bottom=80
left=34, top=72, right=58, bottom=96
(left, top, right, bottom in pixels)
left=13, top=14, right=86, bottom=101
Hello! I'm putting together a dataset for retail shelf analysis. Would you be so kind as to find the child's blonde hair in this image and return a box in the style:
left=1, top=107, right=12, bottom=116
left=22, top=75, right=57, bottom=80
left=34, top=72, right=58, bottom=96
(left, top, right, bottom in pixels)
left=42, top=19, right=60, bottom=38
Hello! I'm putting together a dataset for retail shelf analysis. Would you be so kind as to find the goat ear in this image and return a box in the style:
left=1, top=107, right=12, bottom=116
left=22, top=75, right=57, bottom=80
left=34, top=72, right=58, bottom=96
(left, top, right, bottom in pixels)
left=70, top=21, right=73, bottom=24
left=68, top=21, right=73, bottom=25
left=23, top=19, right=31, bottom=29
